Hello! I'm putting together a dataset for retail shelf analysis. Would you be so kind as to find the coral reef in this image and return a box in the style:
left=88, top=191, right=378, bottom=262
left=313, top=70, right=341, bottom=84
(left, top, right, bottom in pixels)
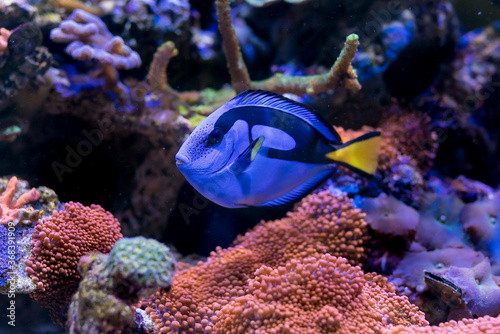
left=385, top=315, right=500, bottom=333
left=0, top=0, right=500, bottom=333
left=67, top=237, right=176, bottom=334
left=25, top=201, right=123, bottom=325
left=50, top=9, right=141, bottom=93
left=138, top=190, right=410, bottom=333
left=215, top=254, right=427, bottom=333
left=216, top=0, right=361, bottom=94
left=460, top=192, right=500, bottom=274
left=0, top=176, right=40, bottom=226
left=0, top=176, right=59, bottom=295
left=0, top=5, right=52, bottom=111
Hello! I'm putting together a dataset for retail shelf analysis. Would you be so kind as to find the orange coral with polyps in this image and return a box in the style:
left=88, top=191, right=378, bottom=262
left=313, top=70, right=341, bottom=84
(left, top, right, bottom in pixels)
left=25, top=201, right=122, bottom=325
left=385, top=315, right=500, bottom=333
left=140, top=191, right=378, bottom=333
left=215, top=254, right=427, bottom=334
left=234, top=190, right=368, bottom=266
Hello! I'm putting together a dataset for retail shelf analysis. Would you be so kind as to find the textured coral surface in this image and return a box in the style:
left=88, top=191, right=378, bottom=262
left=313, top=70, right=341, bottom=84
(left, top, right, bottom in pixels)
left=139, top=191, right=423, bottom=333
left=25, top=202, right=122, bottom=325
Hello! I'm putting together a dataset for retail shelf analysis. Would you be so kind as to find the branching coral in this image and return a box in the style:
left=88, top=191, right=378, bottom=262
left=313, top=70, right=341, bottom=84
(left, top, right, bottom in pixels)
left=147, top=41, right=179, bottom=93
left=67, top=237, right=176, bottom=334
left=25, top=202, right=123, bottom=325
left=50, top=9, right=141, bottom=69
left=50, top=9, right=141, bottom=92
left=0, top=176, right=40, bottom=226
left=0, top=177, right=59, bottom=295
left=215, top=0, right=361, bottom=94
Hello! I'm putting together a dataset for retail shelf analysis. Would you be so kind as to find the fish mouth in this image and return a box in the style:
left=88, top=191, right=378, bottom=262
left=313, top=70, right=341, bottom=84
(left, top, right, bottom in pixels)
left=175, top=154, right=189, bottom=166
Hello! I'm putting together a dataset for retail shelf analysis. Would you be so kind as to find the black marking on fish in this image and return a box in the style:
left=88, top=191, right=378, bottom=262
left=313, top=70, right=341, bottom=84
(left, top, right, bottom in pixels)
left=225, top=89, right=343, bottom=143
left=214, top=106, right=334, bottom=164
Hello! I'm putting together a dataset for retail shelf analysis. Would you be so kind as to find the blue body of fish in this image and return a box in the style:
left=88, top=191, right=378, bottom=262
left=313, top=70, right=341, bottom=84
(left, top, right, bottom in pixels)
left=176, top=90, right=380, bottom=208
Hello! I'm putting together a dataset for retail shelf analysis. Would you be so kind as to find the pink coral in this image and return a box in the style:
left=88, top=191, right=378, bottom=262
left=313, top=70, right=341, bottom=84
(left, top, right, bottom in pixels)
left=139, top=191, right=421, bottom=333
left=385, top=315, right=500, bottom=333
left=0, top=176, right=40, bottom=226
left=0, top=27, right=12, bottom=55
left=215, top=254, right=427, bottom=334
left=25, top=202, right=122, bottom=325
left=50, top=9, right=141, bottom=70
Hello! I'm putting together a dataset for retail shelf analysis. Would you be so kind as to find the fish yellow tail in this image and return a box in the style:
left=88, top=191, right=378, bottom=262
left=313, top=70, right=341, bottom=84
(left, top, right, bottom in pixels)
left=326, top=131, right=381, bottom=176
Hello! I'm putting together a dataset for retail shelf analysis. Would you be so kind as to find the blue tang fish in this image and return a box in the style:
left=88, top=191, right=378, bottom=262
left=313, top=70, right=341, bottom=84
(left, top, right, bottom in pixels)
left=175, top=90, right=380, bottom=208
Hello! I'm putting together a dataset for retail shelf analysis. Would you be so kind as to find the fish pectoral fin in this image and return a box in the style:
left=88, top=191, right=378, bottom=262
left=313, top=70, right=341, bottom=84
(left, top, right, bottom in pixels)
left=261, top=169, right=333, bottom=207
left=229, top=136, right=265, bottom=175
left=326, top=131, right=381, bottom=176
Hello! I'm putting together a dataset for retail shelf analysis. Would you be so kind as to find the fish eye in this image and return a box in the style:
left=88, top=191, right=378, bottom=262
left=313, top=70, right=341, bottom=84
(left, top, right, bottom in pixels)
left=207, top=128, right=224, bottom=145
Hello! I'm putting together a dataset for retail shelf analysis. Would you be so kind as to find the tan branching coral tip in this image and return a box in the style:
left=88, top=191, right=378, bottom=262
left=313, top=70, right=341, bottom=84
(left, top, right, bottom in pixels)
left=215, top=0, right=361, bottom=95
left=147, top=41, right=179, bottom=92
left=216, top=0, right=252, bottom=93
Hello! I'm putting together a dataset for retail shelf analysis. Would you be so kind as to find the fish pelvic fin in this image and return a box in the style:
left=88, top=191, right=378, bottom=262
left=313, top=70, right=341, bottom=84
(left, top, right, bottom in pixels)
left=325, top=131, right=381, bottom=176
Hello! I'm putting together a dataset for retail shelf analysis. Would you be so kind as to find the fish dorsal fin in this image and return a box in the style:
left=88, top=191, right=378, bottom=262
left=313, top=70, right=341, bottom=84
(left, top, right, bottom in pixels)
left=261, top=169, right=333, bottom=207
left=229, top=89, right=342, bottom=143
left=229, top=136, right=265, bottom=175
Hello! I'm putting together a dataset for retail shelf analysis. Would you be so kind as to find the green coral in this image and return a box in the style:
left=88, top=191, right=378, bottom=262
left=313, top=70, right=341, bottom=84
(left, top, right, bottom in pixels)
left=107, top=236, right=176, bottom=298
left=67, top=237, right=176, bottom=334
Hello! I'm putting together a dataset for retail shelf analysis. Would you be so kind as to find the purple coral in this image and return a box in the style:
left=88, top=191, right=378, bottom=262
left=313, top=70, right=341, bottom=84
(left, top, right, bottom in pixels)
left=460, top=191, right=500, bottom=274
left=50, top=9, right=141, bottom=70
left=443, top=258, right=500, bottom=317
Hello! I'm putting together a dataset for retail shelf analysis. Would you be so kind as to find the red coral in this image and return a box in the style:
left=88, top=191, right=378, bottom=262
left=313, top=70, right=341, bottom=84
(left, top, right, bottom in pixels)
left=0, top=176, right=40, bottom=225
left=139, top=191, right=375, bottom=333
left=215, top=254, right=427, bottom=334
left=25, top=201, right=122, bottom=325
